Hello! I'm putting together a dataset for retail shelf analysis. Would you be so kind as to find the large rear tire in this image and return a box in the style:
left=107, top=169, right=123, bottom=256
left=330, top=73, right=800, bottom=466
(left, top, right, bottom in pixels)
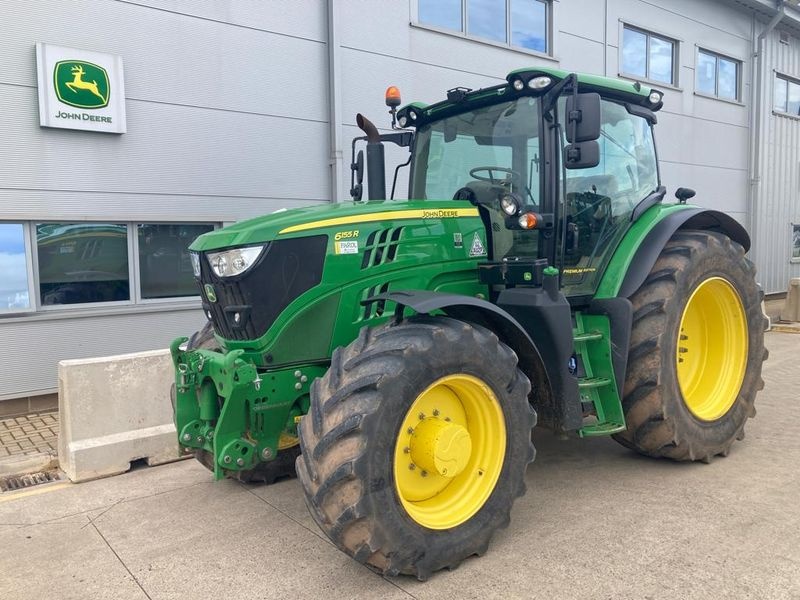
left=175, top=321, right=300, bottom=484
left=297, top=316, right=535, bottom=580
left=613, top=230, right=767, bottom=461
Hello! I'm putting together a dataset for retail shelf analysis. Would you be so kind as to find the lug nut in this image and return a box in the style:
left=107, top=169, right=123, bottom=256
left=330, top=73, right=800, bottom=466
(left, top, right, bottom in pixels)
left=182, top=433, right=192, bottom=442
left=261, top=447, right=273, bottom=460
left=294, top=370, right=302, bottom=378
left=407, top=427, right=414, bottom=434
left=223, top=455, right=232, bottom=464
left=294, top=382, right=302, bottom=390
left=433, top=409, right=440, bottom=416
left=421, top=470, right=428, bottom=477
left=300, top=375, right=308, bottom=383
left=196, top=436, right=204, bottom=444
left=236, top=458, right=245, bottom=467
left=418, top=412, right=425, bottom=420
left=409, top=463, right=416, bottom=470
left=403, top=446, right=410, bottom=454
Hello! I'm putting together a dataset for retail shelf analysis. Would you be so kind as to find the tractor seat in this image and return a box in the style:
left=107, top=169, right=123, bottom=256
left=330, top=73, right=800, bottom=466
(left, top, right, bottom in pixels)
left=566, top=174, right=618, bottom=197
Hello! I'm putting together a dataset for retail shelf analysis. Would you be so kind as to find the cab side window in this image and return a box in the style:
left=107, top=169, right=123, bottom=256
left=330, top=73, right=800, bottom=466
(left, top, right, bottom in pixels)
left=559, top=100, right=659, bottom=297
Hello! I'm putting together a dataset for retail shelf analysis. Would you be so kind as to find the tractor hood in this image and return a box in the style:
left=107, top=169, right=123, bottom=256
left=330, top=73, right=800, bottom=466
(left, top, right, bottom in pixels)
left=189, top=200, right=478, bottom=251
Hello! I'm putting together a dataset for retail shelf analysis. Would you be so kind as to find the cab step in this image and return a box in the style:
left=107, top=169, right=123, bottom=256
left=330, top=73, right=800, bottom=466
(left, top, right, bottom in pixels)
left=577, top=376, right=612, bottom=389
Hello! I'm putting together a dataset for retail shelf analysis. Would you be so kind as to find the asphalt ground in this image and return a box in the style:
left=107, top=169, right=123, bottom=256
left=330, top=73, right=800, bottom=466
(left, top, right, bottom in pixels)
left=0, top=331, right=798, bottom=600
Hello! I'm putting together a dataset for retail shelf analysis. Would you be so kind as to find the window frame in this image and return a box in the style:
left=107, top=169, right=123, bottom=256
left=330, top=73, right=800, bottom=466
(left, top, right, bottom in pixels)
left=695, top=47, right=743, bottom=103
left=413, top=0, right=553, bottom=57
left=773, top=72, right=800, bottom=118
left=0, top=220, right=218, bottom=317
left=33, top=221, right=135, bottom=312
left=134, top=222, right=217, bottom=305
left=619, top=22, right=680, bottom=89
left=791, top=223, right=800, bottom=264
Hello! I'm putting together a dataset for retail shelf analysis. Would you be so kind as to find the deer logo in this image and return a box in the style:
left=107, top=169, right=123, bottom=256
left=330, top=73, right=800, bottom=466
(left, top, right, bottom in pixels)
left=65, top=65, right=106, bottom=103
left=54, top=60, right=110, bottom=109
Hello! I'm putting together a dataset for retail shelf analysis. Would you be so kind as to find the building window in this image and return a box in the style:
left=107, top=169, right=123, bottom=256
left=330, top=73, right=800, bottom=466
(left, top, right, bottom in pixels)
left=621, top=25, right=677, bottom=85
left=0, top=221, right=215, bottom=313
left=138, top=223, right=214, bottom=299
left=418, top=0, right=549, bottom=53
left=774, top=74, right=800, bottom=115
left=0, top=223, right=32, bottom=311
left=792, top=224, right=800, bottom=262
left=37, top=223, right=130, bottom=306
left=696, top=49, right=740, bottom=100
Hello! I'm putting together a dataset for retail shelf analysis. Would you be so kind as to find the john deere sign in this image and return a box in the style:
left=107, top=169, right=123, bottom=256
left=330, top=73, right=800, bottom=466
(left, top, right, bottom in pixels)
left=36, top=43, right=126, bottom=133
left=54, top=61, right=109, bottom=109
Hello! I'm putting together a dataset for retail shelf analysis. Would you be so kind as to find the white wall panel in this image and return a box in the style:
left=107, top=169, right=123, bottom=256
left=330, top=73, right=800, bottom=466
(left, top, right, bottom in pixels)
left=0, top=307, right=207, bottom=398
left=751, top=26, right=800, bottom=293
left=0, top=85, right=330, bottom=202
left=1, top=0, right=327, bottom=122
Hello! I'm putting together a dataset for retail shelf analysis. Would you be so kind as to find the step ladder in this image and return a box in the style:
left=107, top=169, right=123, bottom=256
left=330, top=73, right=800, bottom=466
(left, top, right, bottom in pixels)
left=573, top=313, right=626, bottom=437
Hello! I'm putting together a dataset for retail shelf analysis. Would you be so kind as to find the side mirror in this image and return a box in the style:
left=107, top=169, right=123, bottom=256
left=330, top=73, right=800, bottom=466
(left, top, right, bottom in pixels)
left=350, top=150, right=365, bottom=200
left=564, top=140, right=600, bottom=170
left=355, top=150, right=364, bottom=184
left=565, top=92, right=601, bottom=143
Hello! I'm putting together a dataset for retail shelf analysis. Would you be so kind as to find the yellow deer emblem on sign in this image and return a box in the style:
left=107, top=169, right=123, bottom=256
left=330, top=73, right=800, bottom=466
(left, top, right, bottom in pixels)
left=65, top=65, right=107, bottom=104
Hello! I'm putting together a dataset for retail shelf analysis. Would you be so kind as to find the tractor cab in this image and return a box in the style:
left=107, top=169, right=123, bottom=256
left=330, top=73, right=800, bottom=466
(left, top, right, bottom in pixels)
left=352, top=68, right=665, bottom=300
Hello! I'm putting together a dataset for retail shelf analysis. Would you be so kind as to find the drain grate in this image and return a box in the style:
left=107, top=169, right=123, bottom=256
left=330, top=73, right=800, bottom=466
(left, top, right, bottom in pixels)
left=0, top=470, right=62, bottom=493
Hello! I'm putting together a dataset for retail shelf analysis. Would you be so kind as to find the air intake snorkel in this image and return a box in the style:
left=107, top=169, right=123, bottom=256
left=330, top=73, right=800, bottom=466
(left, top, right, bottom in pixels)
left=356, top=113, right=386, bottom=200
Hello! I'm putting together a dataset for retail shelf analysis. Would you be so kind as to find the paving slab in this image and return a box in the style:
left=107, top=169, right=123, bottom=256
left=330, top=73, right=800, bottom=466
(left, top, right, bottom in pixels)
left=0, top=521, right=148, bottom=600
left=0, top=459, right=209, bottom=526
left=91, top=479, right=413, bottom=600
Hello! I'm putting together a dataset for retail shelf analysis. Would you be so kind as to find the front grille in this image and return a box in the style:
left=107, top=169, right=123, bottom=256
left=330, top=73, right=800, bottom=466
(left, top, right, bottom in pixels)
left=198, top=236, right=327, bottom=341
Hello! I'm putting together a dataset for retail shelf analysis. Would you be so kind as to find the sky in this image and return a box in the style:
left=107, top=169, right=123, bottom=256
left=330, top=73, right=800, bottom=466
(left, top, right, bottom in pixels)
left=0, top=224, right=30, bottom=309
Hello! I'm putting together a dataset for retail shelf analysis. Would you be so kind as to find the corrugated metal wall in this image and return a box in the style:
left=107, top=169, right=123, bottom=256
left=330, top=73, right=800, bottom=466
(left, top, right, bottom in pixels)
left=0, top=0, right=796, bottom=401
left=752, top=25, right=800, bottom=293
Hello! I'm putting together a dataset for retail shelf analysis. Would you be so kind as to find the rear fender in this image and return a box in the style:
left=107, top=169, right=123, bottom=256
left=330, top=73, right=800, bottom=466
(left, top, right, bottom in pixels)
left=615, top=208, right=749, bottom=299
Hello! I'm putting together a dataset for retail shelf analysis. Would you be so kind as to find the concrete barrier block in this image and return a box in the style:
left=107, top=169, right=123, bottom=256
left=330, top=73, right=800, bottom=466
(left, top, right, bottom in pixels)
left=781, top=277, right=800, bottom=322
left=58, top=349, right=183, bottom=483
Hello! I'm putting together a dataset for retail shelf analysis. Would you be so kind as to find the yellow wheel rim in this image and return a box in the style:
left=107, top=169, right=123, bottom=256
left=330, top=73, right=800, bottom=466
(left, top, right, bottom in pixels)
left=393, top=374, right=506, bottom=530
left=676, top=277, right=748, bottom=421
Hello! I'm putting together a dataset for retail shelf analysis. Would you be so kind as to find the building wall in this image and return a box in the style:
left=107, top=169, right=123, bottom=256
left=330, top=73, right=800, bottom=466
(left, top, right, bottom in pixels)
left=752, top=24, right=800, bottom=294
left=0, top=0, right=796, bottom=403
left=0, top=0, right=331, bottom=401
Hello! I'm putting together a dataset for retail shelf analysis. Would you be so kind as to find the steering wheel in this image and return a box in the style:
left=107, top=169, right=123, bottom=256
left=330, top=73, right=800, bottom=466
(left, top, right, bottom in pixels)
left=469, top=166, right=521, bottom=185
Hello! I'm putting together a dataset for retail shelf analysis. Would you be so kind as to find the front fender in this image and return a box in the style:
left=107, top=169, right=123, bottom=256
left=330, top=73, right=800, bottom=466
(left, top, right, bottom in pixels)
left=365, top=289, right=562, bottom=428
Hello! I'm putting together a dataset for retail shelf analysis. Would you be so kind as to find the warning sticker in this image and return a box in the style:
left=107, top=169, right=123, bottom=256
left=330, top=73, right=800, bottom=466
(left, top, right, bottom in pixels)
left=335, top=240, right=359, bottom=255
left=453, top=232, right=463, bottom=249
left=469, top=232, right=486, bottom=257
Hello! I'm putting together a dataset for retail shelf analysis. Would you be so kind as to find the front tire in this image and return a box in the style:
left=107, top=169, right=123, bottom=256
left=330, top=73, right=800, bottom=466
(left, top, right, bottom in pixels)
left=296, top=316, right=535, bottom=579
left=613, top=230, right=767, bottom=461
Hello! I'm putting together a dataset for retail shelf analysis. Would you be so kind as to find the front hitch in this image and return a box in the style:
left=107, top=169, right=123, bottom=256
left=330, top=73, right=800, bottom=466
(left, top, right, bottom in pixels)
left=170, top=337, right=322, bottom=480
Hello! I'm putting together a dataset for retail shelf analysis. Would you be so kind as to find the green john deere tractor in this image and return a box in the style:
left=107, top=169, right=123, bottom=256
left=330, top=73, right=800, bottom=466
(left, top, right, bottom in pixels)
left=170, top=67, right=767, bottom=579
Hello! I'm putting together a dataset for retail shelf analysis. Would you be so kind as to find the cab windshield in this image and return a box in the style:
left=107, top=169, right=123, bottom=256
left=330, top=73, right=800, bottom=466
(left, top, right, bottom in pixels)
left=410, top=96, right=541, bottom=206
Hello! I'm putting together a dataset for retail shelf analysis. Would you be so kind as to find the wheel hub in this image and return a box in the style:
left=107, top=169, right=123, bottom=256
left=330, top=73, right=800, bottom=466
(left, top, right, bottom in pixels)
left=393, top=374, right=506, bottom=530
left=410, top=419, right=472, bottom=478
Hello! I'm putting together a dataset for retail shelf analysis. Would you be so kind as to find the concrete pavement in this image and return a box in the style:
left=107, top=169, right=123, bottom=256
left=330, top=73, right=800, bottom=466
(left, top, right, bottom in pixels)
left=1, top=331, right=798, bottom=600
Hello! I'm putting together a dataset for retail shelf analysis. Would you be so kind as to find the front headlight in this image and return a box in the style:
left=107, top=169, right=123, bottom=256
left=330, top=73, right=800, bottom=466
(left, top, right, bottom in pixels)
left=206, top=245, right=266, bottom=278
left=190, top=252, right=201, bottom=277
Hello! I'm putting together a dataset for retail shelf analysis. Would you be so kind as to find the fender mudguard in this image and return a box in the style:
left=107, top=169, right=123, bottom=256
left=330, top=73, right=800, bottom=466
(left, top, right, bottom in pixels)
left=616, top=208, right=750, bottom=299
left=364, top=290, right=556, bottom=420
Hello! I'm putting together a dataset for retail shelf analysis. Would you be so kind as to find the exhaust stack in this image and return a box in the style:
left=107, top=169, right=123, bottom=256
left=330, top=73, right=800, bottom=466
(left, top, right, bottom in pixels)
left=356, top=113, right=386, bottom=200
